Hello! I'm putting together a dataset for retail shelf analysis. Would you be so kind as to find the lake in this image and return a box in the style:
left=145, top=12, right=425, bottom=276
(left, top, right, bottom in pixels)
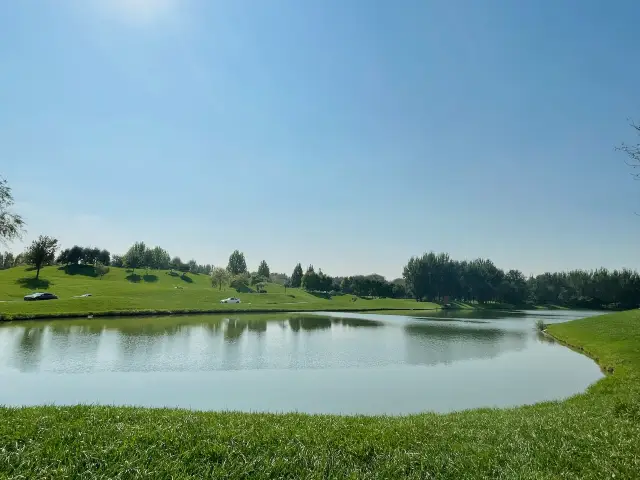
left=0, top=310, right=604, bottom=415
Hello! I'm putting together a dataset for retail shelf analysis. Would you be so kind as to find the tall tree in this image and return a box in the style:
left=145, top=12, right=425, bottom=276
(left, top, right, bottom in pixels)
left=0, top=177, right=25, bottom=244
left=24, top=235, right=58, bottom=280
left=290, top=263, right=303, bottom=288
left=210, top=267, right=230, bottom=290
left=124, top=242, right=147, bottom=273
left=67, top=245, right=83, bottom=265
left=111, top=254, right=124, bottom=268
left=148, top=246, right=170, bottom=270
left=170, top=256, right=182, bottom=271
left=3, top=251, right=14, bottom=269
left=227, top=250, right=247, bottom=275
left=188, top=259, right=198, bottom=274
left=95, top=261, right=110, bottom=279
left=83, top=247, right=100, bottom=265
left=257, top=260, right=270, bottom=278
left=97, top=249, right=111, bottom=266
left=301, top=265, right=319, bottom=291
left=56, top=248, right=70, bottom=266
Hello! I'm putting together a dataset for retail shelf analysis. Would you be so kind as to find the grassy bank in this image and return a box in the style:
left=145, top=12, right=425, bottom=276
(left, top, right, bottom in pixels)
left=0, top=266, right=438, bottom=320
left=1, top=310, right=639, bottom=478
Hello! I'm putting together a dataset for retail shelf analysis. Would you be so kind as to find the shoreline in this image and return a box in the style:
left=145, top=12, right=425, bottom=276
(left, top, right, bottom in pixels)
left=0, top=305, right=444, bottom=322
left=0, top=304, right=611, bottom=323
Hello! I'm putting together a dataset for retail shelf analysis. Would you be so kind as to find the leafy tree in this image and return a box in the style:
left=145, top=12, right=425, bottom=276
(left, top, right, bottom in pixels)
left=257, top=260, right=270, bottom=278
left=0, top=177, right=25, bottom=244
left=170, top=256, right=182, bottom=272
left=67, top=245, right=83, bottom=265
left=2, top=251, right=14, bottom=269
left=227, top=250, right=247, bottom=275
left=97, top=249, right=111, bottom=266
left=301, top=265, right=319, bottom=291
left=95, top=261, right=110, bottom=279
left=290, top=263, right=303, bottom=288
left=124, top=242, right=147, bottom=273
left=56, top=248, right=70, bottom=265
left=111, top=255, right=124, bottom=268
left=210, top=267, right=230, bottom=290
left=24, top=235, right=58, bottom=280
left=83, top=247, right=100, bottom=265
left=13, top=253, right=24, bottom=266
left=188, top=259, right=198, bottom=274
left=229, top=273, right=250, bottom=291
left=250, top=273, right=268, bottom=290
left=147, top=247, right=170, bottom=270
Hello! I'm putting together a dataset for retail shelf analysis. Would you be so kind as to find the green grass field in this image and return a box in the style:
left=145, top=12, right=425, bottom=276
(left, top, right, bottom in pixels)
left=0, top=265, right=438, bottom=319
left=0, top=310, right=638, bottom=478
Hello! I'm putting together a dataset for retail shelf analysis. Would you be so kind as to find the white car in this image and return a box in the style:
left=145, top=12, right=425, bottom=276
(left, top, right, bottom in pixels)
left=220, top=297, right=241, bottom=304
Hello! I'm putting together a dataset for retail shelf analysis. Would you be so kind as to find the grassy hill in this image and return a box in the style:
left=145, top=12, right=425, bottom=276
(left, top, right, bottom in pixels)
left=0, top=265, right=438, bottom=319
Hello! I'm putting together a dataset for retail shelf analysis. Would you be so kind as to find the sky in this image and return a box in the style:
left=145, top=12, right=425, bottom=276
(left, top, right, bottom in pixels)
left=1, top=0, right=640, bottom=279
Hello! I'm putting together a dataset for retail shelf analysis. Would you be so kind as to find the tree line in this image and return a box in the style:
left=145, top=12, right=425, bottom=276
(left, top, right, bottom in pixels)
left=4, top=234, right=640, bottom=310
left=403, top=251, right=640, bottom=309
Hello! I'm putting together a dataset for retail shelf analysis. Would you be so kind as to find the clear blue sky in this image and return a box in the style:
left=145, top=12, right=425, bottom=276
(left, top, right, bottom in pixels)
left=1, top=0, right=640, bottom=279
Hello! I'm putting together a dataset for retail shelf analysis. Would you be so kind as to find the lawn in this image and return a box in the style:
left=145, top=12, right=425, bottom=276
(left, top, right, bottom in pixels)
left=0, top=310, right=638, bottom=478
left=0, top=266, right=438, bottom=320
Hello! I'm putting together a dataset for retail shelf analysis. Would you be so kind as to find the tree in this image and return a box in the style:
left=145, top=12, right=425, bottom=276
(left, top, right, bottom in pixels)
left=95, top=261, right=110, bottom=279
left=56, top=248, right=70, bottom=265
left=2, top=251, right=14, bottom=269
left=170, top=256, right=182, bottom=272
left=302, top=265, right=319, bottom=291
left=227, top=250, right=247, bottom=275
left=24, top=235, right=58, bottom=280
left=257, top=260, right=270, bottom=278
left=210, top=267, right=230, bottom=290
left=188, top=259, right=198, bottom=274
left=111, top=254, right=124, bottom=268
left=250, top=273, right=268, bottom=290
left=97, top=249, right=111, bottom=266
left=0, top=177, right=25, bottom=244
left=618, top=122, right=640, bottom=179
left=147, top=246, right=170, bottom=270
left=124, top=242, right=147, bottom=273
left=83, top=247, right=100, bottom=265
left=67, top=245, right=83, bottom=265
left=291, top=263, right=303, bottom=288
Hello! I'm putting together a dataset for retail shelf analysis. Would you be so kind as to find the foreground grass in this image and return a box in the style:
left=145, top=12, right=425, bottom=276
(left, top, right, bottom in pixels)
left=0, top=266, right=438, bottom=320
left=1, top=311, right=639, bottom=478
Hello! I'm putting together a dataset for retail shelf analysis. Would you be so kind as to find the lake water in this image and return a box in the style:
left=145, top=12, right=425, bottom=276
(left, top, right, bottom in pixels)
left=0, top=310, right=604, bottom=415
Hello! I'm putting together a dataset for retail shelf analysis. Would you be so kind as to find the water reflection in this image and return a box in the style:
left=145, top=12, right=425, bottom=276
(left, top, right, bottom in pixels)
left=0, top=311, right=605, bottom=414
left=0, top=311, right=589, bottom=374
left=14, top=327, right=45, bottom=372
left=404, top=322, right=527, bottom=366
left=288, top=316, right=332, bottom=331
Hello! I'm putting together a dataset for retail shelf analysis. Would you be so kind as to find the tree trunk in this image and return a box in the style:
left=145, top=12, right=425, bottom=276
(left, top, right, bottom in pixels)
left=36, top=265, right=41, bottom=280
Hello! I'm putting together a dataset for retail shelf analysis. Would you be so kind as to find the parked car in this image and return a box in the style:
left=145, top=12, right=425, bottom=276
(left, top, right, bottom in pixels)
left=24, top=292, right=58, bottom=301
left=220, top=297, right=241, bottom=304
